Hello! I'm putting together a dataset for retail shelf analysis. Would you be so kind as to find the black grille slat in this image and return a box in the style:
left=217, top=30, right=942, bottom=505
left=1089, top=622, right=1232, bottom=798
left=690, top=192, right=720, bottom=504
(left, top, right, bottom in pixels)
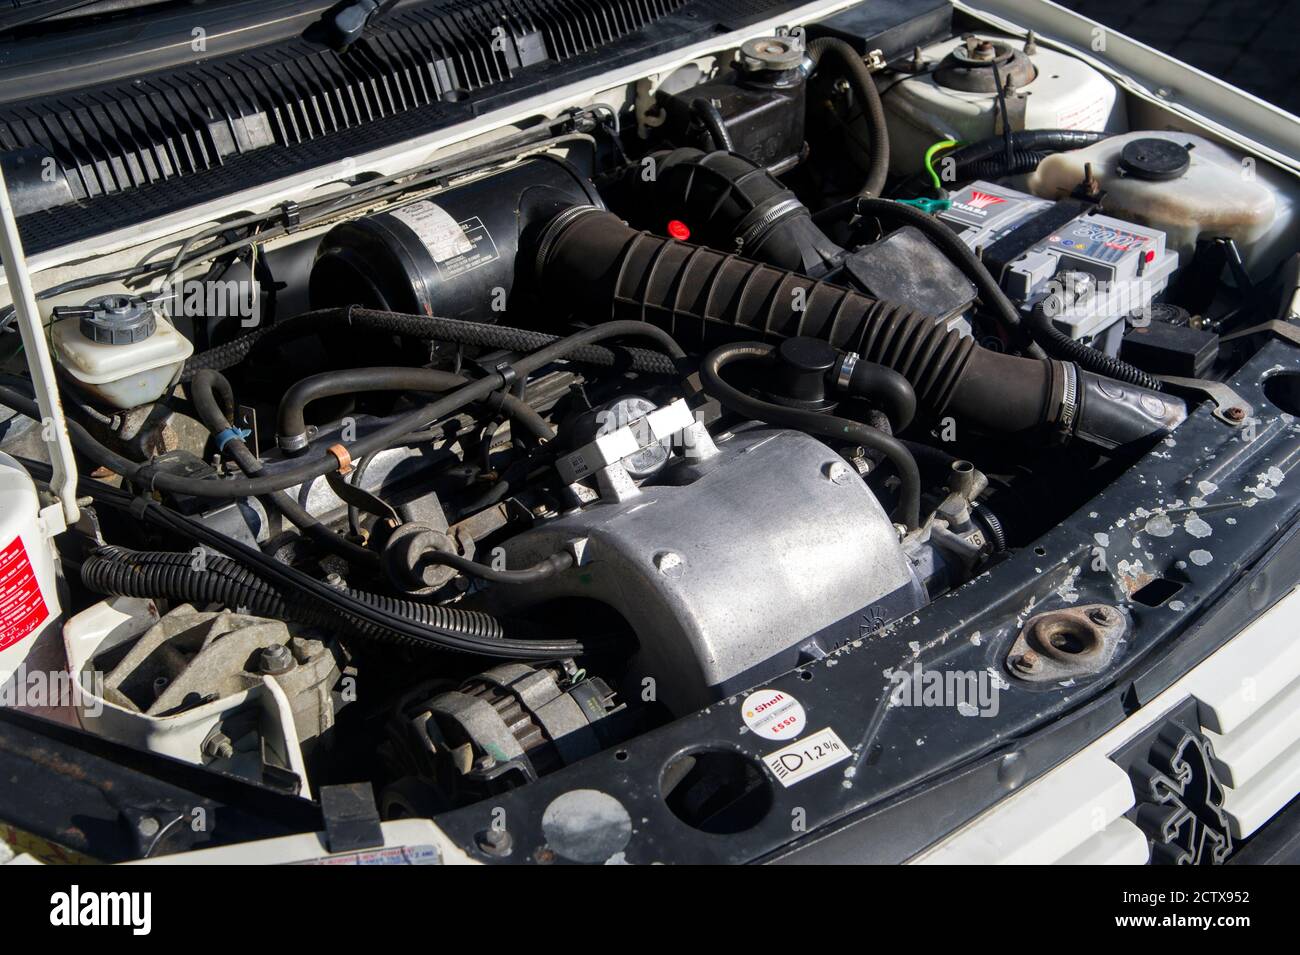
left=1, top=0, right=689, bottom=203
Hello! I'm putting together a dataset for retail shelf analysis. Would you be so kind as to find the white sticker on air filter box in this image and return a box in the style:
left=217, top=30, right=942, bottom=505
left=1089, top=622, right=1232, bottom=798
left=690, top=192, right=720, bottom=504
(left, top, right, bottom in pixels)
left=388, top=201, right=474, bottom=262
left=741, top=688, right=806, bottom=742
left=763, top=727, right=851, bottom=788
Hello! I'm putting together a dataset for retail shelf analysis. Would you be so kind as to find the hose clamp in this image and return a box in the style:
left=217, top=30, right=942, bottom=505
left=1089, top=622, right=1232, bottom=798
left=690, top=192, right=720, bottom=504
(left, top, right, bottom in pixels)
left=278, top=432, right=310, bottom=453
left=327, top=443, right=354, bottom=475
left=835, top=351, right=860, bottom=393
left=1057, top=362, right=1079, bottom=437
left=733, top=196, right=804, bottom=253
left=214, top=426, right=252, bottom=452
left=534, top=204, right=602, bottom=281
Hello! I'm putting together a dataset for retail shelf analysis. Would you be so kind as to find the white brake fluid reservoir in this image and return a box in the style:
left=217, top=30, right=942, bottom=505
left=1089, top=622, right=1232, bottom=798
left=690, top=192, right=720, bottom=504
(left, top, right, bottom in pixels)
left=0, top=450, right=65, bottom=697
left=1026, top=131, right=1280, bottom=264
left=883, top=35, right=1125, bottom=177
left=50, top=295, right=192, bottom=410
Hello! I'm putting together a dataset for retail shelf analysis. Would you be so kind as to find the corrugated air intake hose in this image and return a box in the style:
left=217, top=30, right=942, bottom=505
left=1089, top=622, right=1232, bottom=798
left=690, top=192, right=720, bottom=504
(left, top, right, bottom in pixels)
left=533, top=206, right=1185, bottom=452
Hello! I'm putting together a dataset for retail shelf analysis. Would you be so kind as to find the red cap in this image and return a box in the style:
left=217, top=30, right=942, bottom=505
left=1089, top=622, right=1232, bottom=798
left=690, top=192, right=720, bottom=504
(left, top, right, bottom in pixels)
left=667, top=219, right=691, bottom=241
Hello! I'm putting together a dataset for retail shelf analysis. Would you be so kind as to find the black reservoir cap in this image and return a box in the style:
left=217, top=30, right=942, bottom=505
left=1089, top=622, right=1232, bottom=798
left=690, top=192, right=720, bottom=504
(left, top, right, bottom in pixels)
left=1118, top=138, right=1191, bottom=181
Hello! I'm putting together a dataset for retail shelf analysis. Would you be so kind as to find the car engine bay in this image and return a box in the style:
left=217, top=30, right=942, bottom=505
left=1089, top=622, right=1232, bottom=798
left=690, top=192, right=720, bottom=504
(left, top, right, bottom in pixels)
left=1, top=0, right=1298, bottom=862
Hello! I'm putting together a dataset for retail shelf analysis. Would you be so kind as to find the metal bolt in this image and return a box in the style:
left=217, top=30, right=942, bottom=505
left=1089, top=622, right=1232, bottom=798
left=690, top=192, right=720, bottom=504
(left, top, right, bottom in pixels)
left=325, top=572, right=346, bottom=588
left=204, top=731, right=235, bottom=760
left=259, top=643, right=295, bottom=675
left=654, top=551, right=685, bottom=578
left=477, top=827, right=513, bottom=857
left=1011, top=650, right=1040, bottom=673
left=1087, top=606, right=1115, bottom=625
left=1024, top=30, right=1039, bottom=55
left=1225, top=406, right=1246, bottom=422
left=137, top=816, right=160, bottom=838
left=825, top=460, right=853, bottom=485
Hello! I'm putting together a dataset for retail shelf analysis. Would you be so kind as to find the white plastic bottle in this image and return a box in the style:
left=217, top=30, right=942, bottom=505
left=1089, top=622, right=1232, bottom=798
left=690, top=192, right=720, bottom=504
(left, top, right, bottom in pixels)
left=1026, top=131, right=1280, bottom=265
left=0, top=450, right=64, bottom=690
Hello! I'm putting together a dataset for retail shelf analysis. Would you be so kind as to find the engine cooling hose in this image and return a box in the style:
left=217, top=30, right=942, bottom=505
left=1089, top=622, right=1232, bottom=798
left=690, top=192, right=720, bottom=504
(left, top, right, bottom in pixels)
left=534, top=207, right=1185, bottom=452
left=701, top=341, right=922, bottom=528
left=276, top=366, right=553, bottom=452
left=81, top=546, right=516, bottom=648
left=690, top=98, right=734, bottom=151
left=807, top=36, right=890, bottom=199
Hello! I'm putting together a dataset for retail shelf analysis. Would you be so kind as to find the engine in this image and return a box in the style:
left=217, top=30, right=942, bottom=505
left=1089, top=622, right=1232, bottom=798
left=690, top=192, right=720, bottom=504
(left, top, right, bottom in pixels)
left=1, top=8, right=1291, bottom=822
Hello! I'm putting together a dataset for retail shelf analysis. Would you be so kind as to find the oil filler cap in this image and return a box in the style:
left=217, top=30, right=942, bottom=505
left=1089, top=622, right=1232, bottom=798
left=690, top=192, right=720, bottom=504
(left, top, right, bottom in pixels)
left=768, top=337, right=838, bottom=410
left=1118, top=138, right=1191, bottom=181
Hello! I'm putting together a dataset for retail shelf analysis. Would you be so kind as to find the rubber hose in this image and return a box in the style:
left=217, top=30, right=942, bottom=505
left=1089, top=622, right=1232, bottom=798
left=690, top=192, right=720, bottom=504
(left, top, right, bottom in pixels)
left=807, top=37, right=890, bottom=198
left=277, top=366, right=553, bottom=450
left=536, top=208, right=1063, bottom=440
left=845, top=359, right=917, bottom=431
left=701, top=341, right=922, bottom=528
left=691, top=97, right=734, bottom=151
left=81, top=546, right=510, bottom=647
left=11, top=452, right=587, bottom=658
left=182, top=308, right=679, bottom=381
left=0, top=320, right=687, bottom=501
left=1029, top=297, right=1162, bottom=391
left=190, top=370, right=380, bottom=566
left=417, top=549, right=574, bottom=584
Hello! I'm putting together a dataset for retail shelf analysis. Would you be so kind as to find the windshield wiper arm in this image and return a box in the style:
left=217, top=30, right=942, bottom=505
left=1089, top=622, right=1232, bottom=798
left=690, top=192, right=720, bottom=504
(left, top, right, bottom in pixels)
left=323, top=0, right=400, bottom=51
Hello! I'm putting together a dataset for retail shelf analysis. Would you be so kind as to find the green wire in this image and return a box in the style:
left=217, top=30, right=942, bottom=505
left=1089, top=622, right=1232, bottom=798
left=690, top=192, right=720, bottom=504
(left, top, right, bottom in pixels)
left=923, top=139, right=960, bottom=189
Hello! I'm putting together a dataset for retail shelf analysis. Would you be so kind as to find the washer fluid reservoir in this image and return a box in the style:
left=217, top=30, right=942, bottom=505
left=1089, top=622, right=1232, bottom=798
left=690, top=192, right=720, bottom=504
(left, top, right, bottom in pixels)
left=1026, top=131, right=1278, bottom=262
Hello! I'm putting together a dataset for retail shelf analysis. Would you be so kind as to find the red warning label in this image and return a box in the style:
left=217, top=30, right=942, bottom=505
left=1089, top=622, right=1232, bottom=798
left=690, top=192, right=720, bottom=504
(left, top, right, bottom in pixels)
left=0, top=535, right=48, bottom=652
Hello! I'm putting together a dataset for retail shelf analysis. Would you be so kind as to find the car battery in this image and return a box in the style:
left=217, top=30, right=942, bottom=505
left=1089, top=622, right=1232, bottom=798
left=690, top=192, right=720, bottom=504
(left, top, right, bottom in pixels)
left=938, top=181, right=1179, bottom=345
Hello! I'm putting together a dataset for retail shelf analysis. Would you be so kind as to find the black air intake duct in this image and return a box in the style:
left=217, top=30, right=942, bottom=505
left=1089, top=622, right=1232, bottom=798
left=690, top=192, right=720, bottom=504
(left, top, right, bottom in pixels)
left=535, top=206, right=1185, bottom=452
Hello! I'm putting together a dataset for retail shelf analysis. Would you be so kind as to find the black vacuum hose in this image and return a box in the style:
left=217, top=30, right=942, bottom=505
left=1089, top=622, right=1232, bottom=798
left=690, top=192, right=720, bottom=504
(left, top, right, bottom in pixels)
left=701, top=341, right=922, bottom=528
left=807, top=36, right=890, bottom=198
left=276, top=366, right=553, bottom=451
left=182, top=308, right=679, bottom=381
left=13, top=454, right=588, bottom=658
left=190, top=370, right=379, bottom=566
left=0, top=320, right=686, bottom=501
